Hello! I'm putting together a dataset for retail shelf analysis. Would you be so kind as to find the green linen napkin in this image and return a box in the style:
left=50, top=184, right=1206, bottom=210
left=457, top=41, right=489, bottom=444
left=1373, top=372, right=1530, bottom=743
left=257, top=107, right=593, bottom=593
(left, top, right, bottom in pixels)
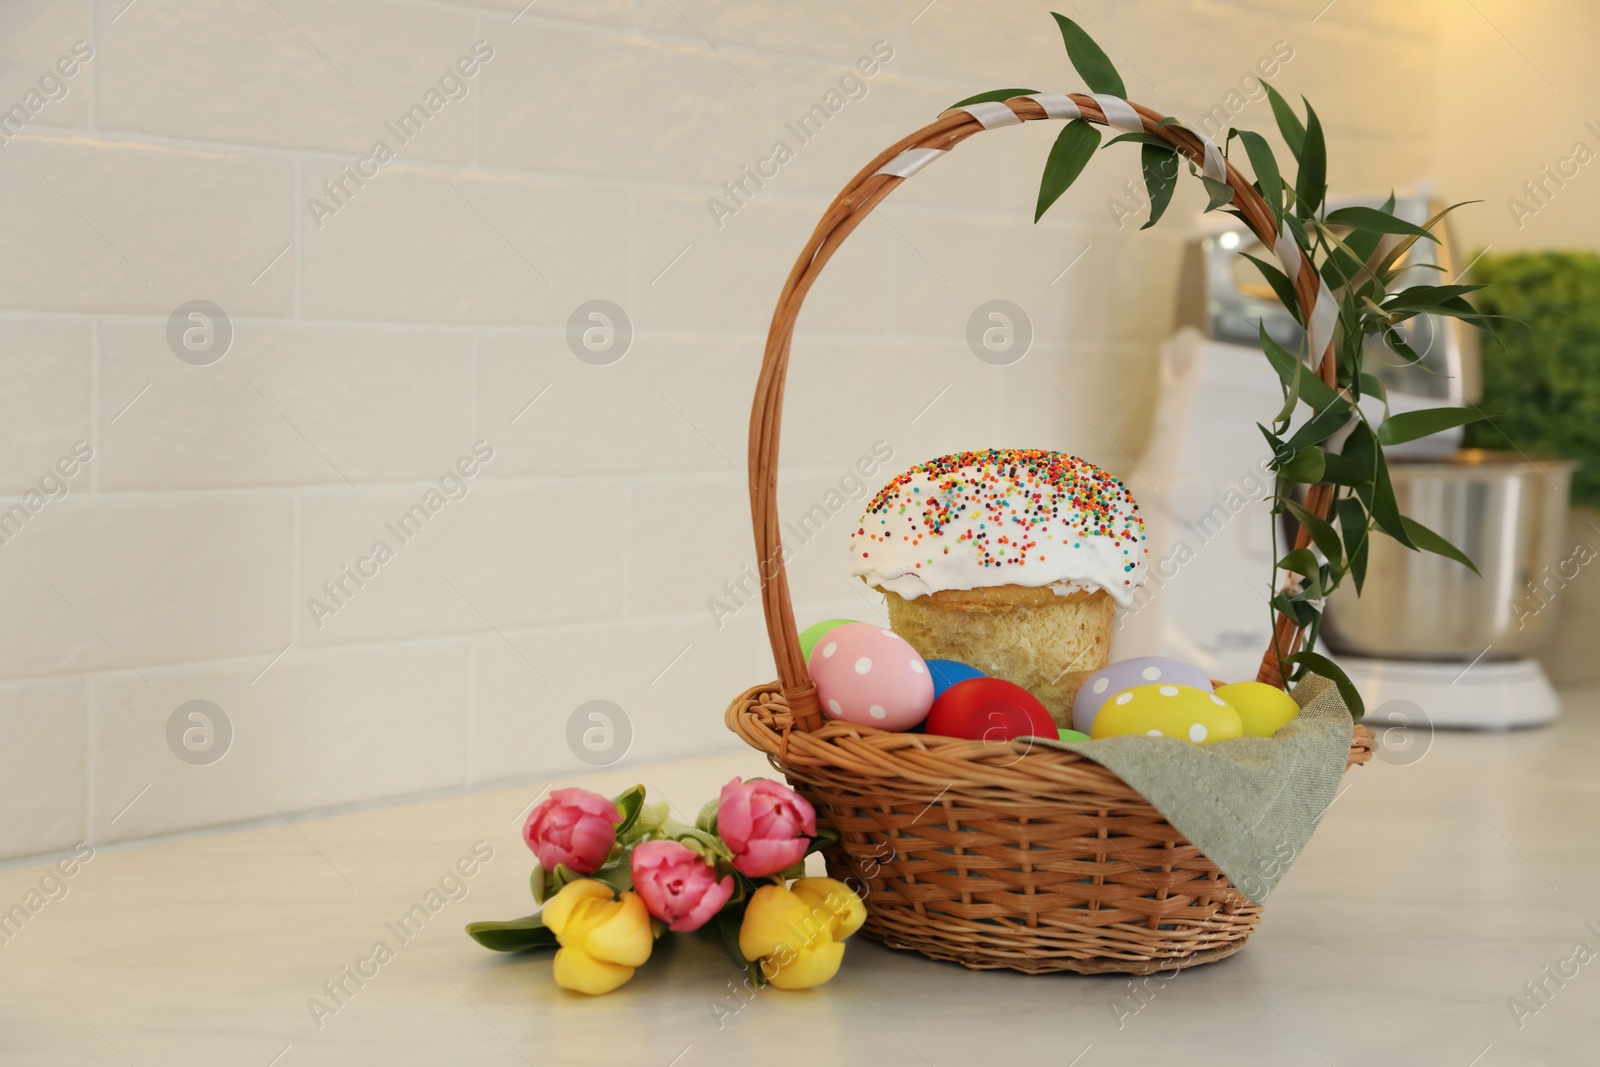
left=1030, top=674, right=1358, bottom=903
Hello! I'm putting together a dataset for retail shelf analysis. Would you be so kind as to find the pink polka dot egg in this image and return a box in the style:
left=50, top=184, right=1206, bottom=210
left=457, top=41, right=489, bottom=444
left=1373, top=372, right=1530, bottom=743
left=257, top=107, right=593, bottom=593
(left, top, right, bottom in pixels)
left=807, top=622, right=934, bottom=731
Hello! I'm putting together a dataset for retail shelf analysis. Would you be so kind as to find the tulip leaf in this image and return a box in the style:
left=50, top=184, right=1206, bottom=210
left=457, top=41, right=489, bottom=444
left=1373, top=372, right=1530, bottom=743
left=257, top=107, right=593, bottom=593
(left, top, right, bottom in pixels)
left=1375, top=406, right=1484, bottom=446
left=717, top=906, right=768, bottom=988
left=804, top=826, right=840, bottom=858
left=611, top=784, right=648, bottom=838
left=1035, top=119, right=1101, bottom=222
left=1052, top=12, right=1125, bottom=96
left=588, top=855, right=635, bottom=895
left=1286, top=651, right=1365, bottom=720
left=694, top=797, right=720, bottom=836
left=944, top=87, right=1039, bottom=112
left=465, top=914, right=559, bottom=953
left=673, top=826, right=734, bottom=862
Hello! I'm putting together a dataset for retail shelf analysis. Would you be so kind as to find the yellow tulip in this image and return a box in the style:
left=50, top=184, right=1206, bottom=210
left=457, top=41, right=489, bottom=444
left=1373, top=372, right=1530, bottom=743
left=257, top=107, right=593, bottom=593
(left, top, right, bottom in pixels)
left=738, top=877, right=866, bottom=990
left=541, top=879, right=653, bottom=995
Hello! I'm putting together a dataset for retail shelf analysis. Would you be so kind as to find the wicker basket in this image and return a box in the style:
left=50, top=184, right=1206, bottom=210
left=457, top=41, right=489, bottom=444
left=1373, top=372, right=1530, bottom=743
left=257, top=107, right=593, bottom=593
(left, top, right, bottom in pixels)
left=727, top=92, right=1375, bottom=975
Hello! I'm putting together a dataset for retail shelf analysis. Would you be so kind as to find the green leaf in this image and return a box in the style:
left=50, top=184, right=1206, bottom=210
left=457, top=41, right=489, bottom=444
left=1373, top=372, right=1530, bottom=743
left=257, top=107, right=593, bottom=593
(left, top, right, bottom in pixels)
left=1382, top=326, right=1425, bottom=366
left=1286, top=651, right=1365, bottom=720
left=1334, top=495, right=1371, bottom=594
left=1363, top=449, right=1415, bottom=549
left=1283, top=401, right=1352, bottom=454
left=1141, top=143, right=1178, bottom=229
left=1284, top=498, right=1344, bottom=567
left=1237, top=130, right=1283, bottom=218
left=1382, top=283, right=1487, bottom=311
left=1277, top=547, right=1321, bottom=579
left=1104, top=132, right=1176, bottom=149
left=1293, top=100, right=1326, bottom=219
left=466, top=914, right=559, bottom=953
left=1325, top=205, right=1440, bottom=242
left=1280, top=446, right=1326, bottom=483
left=694, top=797, right=719, bottom=836
left=804, top=826, right=840, bottom=857
left=1400, top=515, right=1480, bottom=574
left=1259, top=323, right=1341, bottom=411
left=1375, top=406, right=1485, bottom=446
left=1201, top=176, right=1235, bottom=212
left=1051, top=13, right=1125, bottom=96
left=1035, top=119, right=1101, bottom=222
left=1241, top=253, right=1304, bottom=323
left=672, top=826, right=734, bottom=863
left=1358, top=371, right=1387, bottom=403
left=945, top=88, right=1040, bottom=112
left=717, top=906, right=767, bottom=988
left=1263, top=83, right=1306, bottom=160
left=612, top=784, right=647, bottom=837
left=1373, top=201, right=1481, bottom=280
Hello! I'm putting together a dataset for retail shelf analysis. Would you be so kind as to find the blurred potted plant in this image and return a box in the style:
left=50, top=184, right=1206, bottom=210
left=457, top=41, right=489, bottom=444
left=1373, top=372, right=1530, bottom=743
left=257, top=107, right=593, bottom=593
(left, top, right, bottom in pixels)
left=1464, top=251, right=1600, bottom=685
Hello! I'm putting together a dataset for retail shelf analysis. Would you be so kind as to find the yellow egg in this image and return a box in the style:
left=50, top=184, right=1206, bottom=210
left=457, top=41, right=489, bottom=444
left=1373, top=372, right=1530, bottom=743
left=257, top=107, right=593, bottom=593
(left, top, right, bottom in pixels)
left=1214, top=682, right=1301, bottom=737
left=1090, top=683, right=1244, bottom=745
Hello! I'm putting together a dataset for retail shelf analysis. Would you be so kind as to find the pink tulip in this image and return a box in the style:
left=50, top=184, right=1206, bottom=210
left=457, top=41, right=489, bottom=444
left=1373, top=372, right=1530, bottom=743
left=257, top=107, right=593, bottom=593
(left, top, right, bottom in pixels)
left=523, top=788, right=622, bottom=875
left=717, top=777, right=817, bottom=878
left=630, top=840, right=735, bottom=932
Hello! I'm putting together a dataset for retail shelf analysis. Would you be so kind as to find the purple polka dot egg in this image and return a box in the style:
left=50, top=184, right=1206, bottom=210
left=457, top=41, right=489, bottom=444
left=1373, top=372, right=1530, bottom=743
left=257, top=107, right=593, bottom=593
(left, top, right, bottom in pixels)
left=1072, top=656, right=1213, bottom=735
left=807, top=622, right=934, bottom=731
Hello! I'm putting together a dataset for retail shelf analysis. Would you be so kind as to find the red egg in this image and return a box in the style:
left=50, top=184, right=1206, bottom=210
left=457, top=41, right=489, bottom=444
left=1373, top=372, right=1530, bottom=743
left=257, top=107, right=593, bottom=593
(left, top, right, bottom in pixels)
left=923, top=678, right=1057, bottom=742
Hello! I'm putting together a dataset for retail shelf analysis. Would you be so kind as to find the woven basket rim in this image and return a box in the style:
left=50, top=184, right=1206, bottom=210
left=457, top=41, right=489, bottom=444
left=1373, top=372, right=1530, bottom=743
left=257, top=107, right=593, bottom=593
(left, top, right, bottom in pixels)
left=728, top=680, right=1377, bottom=782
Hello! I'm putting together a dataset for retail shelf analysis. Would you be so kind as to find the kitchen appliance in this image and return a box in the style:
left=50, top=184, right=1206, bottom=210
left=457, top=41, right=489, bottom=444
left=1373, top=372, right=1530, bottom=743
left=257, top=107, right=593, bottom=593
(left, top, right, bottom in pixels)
left=1325, top=451, right=1576, bottom=728
left=1118, top=193, right=1568, bottom=728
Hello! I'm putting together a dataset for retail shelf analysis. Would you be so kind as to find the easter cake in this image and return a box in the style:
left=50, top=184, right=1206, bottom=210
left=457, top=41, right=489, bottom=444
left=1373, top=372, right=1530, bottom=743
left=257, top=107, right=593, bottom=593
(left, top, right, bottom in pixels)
left=851, top=449, right=1148, bottom=726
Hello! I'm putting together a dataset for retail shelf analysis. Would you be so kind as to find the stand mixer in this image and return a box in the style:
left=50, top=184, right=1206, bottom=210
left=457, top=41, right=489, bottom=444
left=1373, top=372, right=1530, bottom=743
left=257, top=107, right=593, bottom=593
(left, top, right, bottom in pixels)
left=1117, top=192, right=1573, bottom=729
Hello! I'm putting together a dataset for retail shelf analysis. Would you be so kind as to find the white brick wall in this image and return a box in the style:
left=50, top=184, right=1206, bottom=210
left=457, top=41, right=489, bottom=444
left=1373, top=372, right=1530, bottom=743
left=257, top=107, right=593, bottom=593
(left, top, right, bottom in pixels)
left=12, top=0, right=1559, bottom=862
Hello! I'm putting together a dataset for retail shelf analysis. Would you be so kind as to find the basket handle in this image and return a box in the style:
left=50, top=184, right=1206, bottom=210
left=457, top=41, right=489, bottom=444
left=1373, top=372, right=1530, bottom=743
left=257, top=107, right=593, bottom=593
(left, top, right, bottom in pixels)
left=748, top=94, right=1335, bottom=732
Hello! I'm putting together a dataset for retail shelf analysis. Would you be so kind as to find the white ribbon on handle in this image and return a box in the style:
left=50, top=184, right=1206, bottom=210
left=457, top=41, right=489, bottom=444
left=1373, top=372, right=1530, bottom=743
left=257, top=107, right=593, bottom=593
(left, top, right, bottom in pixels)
left=958, top=101, right=1023, bottom=129
left=1306, top=282, right=1340, bottom=365
left=1088, top=93, right=1143, bottom=134
left=1274, top=219, right=1303, bottom=284
left=1025, top=93, right=1082, bottom=121
left=875, top=147, right=947, bottom=179
left=1197, top=136, right=1228, bottom=183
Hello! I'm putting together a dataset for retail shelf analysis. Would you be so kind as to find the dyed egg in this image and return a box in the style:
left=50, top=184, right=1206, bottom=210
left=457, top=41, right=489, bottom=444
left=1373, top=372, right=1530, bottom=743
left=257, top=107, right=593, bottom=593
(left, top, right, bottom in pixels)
left=1057, top=728, right=1091, bottom=743
left=808, top=623, right=934, bottom=730
left=1214, top=682, right=1301, bottom=737
left=1090, top=684, right=1244, bottom=745
left=799, top=618, right=857, bottom=663
left=924, top=678, right=1058, bottom=742
left=1073, top=656, right=1214, bottom=735
left=925, top=658, right=985, bottom=700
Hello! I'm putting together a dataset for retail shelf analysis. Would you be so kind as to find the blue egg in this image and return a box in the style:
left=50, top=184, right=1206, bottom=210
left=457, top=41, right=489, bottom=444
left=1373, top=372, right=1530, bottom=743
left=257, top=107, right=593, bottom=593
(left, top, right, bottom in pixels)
left=925, top=659, right=985, bottom=700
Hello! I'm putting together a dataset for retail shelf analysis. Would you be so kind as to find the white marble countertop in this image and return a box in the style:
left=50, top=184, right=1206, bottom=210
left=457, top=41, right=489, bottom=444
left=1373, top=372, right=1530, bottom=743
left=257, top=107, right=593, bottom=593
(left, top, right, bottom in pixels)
left=4, top=689, right=1599, bottom=1067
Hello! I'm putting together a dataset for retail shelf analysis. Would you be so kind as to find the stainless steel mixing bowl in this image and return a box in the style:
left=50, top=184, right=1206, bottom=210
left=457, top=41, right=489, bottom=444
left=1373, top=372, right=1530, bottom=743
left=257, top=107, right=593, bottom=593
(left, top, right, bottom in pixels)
left=1322, top=450, right=1579, bottom=660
